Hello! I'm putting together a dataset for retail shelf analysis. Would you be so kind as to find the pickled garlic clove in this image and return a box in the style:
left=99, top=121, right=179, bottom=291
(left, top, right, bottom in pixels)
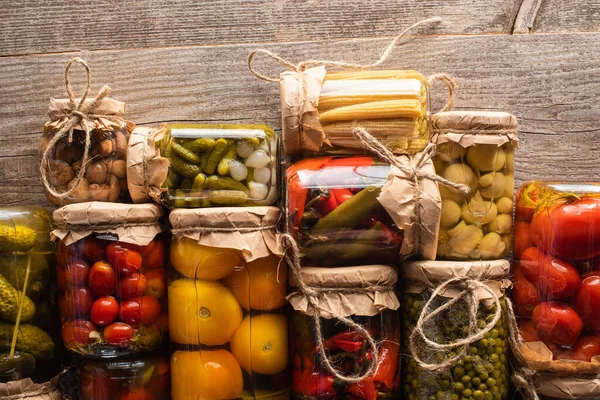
left=229, top=160, right=248, bottom=181
left=245, top=150, right=270, bottom=168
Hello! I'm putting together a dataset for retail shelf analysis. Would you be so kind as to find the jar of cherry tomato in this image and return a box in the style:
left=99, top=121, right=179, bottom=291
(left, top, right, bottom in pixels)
left=80, top=353, right=170, bottom=400
left=288, top=265, right=401, bottom=399
left=431, top=111, right=518, bottom=260
left=401, top=260, right=511, bottom=400
left=286, top=155, right=441, bottom=266
left=168, top=207, right=288, bottom=400
left=52, top=202, right=168, bottom=357
left=513, top=181, right=600, bottom=371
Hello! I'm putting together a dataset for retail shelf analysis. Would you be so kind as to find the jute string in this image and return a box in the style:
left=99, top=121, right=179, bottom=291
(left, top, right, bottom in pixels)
left=408, top=275, right=503, bottom=371
left=428, top=73, right=457, bottom=113
left=282, top=233, right=385, bottom=383
left=248, top=17, right=442, bottom=82
left=40, top=57, right=120, bottom=200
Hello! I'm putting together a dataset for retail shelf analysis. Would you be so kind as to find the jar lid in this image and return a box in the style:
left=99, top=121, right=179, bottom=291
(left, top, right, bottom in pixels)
left=432, top=111, right=518, bottom=132
left=169, top=206, right=280, bottom=230
left=401, top=259, right=509, bottom=284
left=290, top=265, right=398, bottom=288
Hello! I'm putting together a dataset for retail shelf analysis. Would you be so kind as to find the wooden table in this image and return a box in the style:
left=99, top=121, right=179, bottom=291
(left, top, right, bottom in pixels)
left=0, top=0, right=598, bottom=207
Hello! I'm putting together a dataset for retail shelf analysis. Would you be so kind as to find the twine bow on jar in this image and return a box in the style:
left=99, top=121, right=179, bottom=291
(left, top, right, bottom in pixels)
left=39, top=57, right=121, bottom=200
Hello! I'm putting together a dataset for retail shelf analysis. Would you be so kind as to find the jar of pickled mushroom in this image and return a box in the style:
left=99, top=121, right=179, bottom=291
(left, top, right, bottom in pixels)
left=128, top=123, right=278, bottom=207
left=52, top=202, right=168, bottom=358
left=288, top=265, right=401, bottom=399
left=431, top=111, right=518, bottom=260
left=80, top=353, right=170, bottom=400
left=279, top=67, right=430, bottom=156
left=0, top=206, right=60, bottom=383
left=39, top=58, right=135, bottom=206
left=168, top=207, right=288, bottom=400
left=286, top=155, right=441, bottom=267
left=401, top=259, right=511, bottom=400
left=512, top=181, right=600, bottom=378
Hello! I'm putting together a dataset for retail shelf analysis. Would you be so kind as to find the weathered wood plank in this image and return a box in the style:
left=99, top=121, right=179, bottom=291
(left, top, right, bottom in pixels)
left=530, top=0, right=600, bottom=32
left=0, top=0, right=522, bottom=56
left=1, top=32, right=599, bottom=206
left=513, top=0, right=544, bottom=33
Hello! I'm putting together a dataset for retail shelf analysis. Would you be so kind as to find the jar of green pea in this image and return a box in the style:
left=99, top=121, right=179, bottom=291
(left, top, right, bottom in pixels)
left=400, top=260, right=511, bottom=400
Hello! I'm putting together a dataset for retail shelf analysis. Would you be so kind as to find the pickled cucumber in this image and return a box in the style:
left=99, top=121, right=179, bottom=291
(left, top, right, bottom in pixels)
left=171, top=142, right=201, bottom=165
left=0, top=273, right=35, bottom=323
left=170, top=154, right=202, bottom=179
left=0, top=352, right=35, bottom=380
left=0, top=225, right=37, bottom=253
left=0, top=254, right=48, bottom=300
left=206, top=175, right=249, bottom=193
left=0, top=324, right=54, bottom=360
left=183, top=137, right=216, bottom=153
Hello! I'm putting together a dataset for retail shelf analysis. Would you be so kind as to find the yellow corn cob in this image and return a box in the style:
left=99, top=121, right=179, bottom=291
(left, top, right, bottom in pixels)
left=324, top=70, right=427, bottom=82
left=319, top=99, right=422, bottom=123
left=322, top=119, right=417, bottom=135
left=318, top=93, right=422, bottom=110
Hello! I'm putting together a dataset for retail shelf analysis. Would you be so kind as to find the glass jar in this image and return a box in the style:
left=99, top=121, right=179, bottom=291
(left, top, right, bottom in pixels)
left=513, top=181, right=600, bottom=368
left=288, top=266, right=401, bottom=399
left=285, top=155, right=441, bottom=266
left=52, top=202, right=167, bottom=357
left=0, top=206, right=60, bottom=383
left=401, top=260, right=511, bottom=400
left=168, top=207, right=288, bottom=400
left=431, top=111, right=518, bottom=260
left=80, top=354, right=170, bottom=400
left=135, top=123, right=278, bottom=208
left=280, top=67, right=430, bottom=156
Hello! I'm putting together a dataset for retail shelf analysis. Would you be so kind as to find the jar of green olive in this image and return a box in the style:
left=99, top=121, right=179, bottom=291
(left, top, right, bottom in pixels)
left=401, top=260, right=511, bottom=400
left=431, top=111, right=518, bottom=261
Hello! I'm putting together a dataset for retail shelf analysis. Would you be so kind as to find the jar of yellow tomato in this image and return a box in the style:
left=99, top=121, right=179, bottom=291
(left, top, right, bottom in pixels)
left=168, top=207, right=288, bottom=400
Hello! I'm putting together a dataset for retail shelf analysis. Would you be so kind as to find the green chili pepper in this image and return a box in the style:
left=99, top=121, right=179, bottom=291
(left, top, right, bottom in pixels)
left=171, top=142, right=201, bottom=165
left=204, top=139, right=229, bottom=175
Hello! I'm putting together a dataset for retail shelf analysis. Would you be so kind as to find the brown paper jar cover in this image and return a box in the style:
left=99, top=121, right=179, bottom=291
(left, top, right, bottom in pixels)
left=287, top=265, right=400, bottom=319
left=535, top=374, right=600, bottom=399
left=0, top=375, right=62, bottom=399
left=431, top=110, right=518, bottom=146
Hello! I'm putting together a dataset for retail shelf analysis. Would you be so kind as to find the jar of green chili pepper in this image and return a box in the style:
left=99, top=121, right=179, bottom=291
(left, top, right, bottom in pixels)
left=401, top=259, right=511, bottom=400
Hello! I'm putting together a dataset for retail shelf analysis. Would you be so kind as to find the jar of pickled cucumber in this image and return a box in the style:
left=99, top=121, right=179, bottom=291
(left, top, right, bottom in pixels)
left=168, top=207, right=288, bottom=400
left=279, top=67, right=430, bottom=156
left=0, top=206, right=61, bottom=383
left=128, top=124, right=278, bottom=207
left=401, top=260, right=511, bottom=400
left=80, top=353, right=170, bottom=400
left=286, top=155, right=441, bottom=266
left=288, top=265, right=401, bottom=399
left=52, top=202, right=168, bottom=358
left=431, top=111, right=518, bottom=260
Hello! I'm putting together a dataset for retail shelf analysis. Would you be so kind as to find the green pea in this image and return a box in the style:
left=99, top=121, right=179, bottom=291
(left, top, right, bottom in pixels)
left=453, top=382, right=465, bottom=392
left=462, top=388, right=473, bottom=397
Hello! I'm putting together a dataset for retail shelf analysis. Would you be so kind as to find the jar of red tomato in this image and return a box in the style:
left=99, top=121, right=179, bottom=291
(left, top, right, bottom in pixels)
left=80, top=353, right=170, bottom=400
left=288, top=266, right=401, bottom=399
left=513, top=181, right=600, bottom=369
left=52, top=202, right=168, bottom=357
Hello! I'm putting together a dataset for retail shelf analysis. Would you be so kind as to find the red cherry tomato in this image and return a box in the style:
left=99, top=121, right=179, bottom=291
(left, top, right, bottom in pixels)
left=512, top=265, right=541, bottom=317
left=144, top=269, right=166, bottom=299
left=117, top=273, right=148, bottom=300
left=118, top=388, right=152, bottom=400
left=56, top=240, right=71, bottom=267
left=80, top=372, right=119, bottom=400
left=513, top=222, right=533, bottom=259
left=531, top=197, right=600, bottom=260
left=515, top=183, right=540, bottom=223
left=142, top=240, right=166, bottom=270
left=569, top=336, right=600, bottom=362
left=81, top=237, right=106, bottom=264
left=62, top=320, right=97, bottom=345
left=573, top=272, right=600, bottom=331
left=517, top=319, right=540, bottom=342
left=88, top=261, right=118, bottom=297
left=106, top=243, right=143, bottom=276
left=71, top=287, right=95, bottom=316
left=139, top=295, right=161, bottom=325
left=119, top=300, right=141, bottom=325
left=57, top=260, right=89, bottom=291
left=90, top=296, right=119, bottom=326
left=520, top=247, right=581, bottom=300
left=532, top=302, right=583, bottom=347
left=103, top=322, right=133, bottom=344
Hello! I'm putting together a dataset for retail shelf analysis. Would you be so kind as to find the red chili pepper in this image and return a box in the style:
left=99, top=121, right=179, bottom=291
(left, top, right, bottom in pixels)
left=330, top=188, right=354, bottom=205
left=318, top=191, right=339, bottom=215
left=380, top=223, right=404, bottom=247
left=318, top=327, right=377, bottom=354
left=332, top=339, right=363, bottom=353
left=326, top=156, right=374, bottom=167
left=297, top=369, right=337, bottom=398
left=372, top=339, right=400, bottom=390
left=346, top=376, right=377, bottom=400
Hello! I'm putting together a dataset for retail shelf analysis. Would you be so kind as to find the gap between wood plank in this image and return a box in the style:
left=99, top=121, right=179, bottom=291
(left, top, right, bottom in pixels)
left=513, top=0, right=544, bottom=33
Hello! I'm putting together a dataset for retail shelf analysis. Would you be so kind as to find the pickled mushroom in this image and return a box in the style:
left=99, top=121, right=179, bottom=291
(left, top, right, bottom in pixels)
left=503, top=174, right=514, bottom=198
left=461, top=192, right=498, bottom=225
left=447, top=221, right=483, bottom=256
left=501, top=234, right=512, bottom=256
left=466, top=144, right=506, bottom=172
left=496, top=197, right=513, bottom=214
left=433, top=157, right=446, bottom=176
left=440, top=199, right=461, bottom=227
left=505, top=148, right=515, bottom=173
left=479, top=172, right=506, bottom=199
left=486, top=214, right=512, bottom=234
left=437, top=142, right=467, bottom=163
left=440, top=163, right=478, bottom=202
left=478, top=232, right=505, bottom=259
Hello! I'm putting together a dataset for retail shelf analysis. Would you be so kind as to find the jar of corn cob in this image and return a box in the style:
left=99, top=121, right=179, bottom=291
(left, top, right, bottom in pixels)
left=280, top=67, right=430, bottom=156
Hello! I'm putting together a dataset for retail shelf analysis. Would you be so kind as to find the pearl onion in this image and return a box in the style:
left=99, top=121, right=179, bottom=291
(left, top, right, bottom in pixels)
left=245, top=150, right=270, bottom=168
left=229, top=160, right=248, bottom=181
left=248, top=181, right=268, bottom=200
left=253, top=167, right=271, bottom=184
left=257, top=139, right=270, bottom=152
left=237, top=141, right=254, bottom=159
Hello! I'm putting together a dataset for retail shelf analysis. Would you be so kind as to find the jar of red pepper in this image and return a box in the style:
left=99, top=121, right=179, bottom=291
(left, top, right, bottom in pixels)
left=513, top=181, right=600, bottom=375
left=52, top=202, right=168, bottom=358
left=288, top=265, right=401, bottom=399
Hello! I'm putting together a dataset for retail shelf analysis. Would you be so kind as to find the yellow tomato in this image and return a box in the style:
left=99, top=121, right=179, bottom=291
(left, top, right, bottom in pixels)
left=171, top=349, right=243, bottom=400
left=230, top=314, right=288, bottom=375
left=224, top=255, right=286, bottom=311
left=170, top=238, right=242, bottom=280
left=168, top=279, right=242, bottom=346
